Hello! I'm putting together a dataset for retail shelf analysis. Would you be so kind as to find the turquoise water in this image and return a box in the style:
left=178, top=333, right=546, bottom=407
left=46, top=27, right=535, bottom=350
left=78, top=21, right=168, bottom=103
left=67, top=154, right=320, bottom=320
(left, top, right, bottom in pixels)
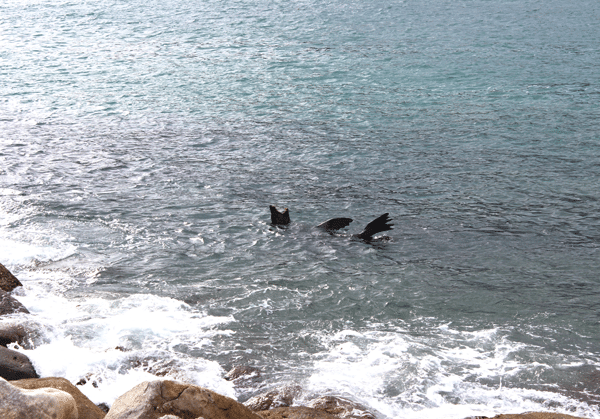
left=1, top=0, right=600, bottom=417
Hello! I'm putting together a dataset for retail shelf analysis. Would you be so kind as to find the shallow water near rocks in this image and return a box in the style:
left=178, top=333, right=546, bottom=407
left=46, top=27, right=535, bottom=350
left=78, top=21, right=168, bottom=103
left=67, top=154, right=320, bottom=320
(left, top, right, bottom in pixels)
left=1, top=0, right=600, bottom=417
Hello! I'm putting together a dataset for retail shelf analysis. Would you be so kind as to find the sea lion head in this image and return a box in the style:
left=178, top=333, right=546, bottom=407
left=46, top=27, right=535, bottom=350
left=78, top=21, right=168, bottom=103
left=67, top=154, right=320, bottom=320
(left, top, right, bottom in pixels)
left=270, top=205, right=291, bottom=225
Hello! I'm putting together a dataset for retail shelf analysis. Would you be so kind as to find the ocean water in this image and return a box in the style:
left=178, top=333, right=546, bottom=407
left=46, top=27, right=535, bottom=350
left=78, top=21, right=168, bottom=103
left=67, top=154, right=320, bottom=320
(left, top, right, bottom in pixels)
left=1, top=0, right=600, bottom=417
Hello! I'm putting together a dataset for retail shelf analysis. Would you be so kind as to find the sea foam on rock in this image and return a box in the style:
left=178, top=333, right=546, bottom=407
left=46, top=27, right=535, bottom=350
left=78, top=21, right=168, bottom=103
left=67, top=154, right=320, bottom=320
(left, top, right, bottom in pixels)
left=224, top=365, right=261, bottom=383
left=256, top=406, right=338, bottom=419
left=0, top=376, right=78, bottom=419
left=244, top=384, right=302, bottom=411
left=0, top=322, right=29, bottom=347
left=0, top=289, right=29, bottom=316
left=308, top=396, right=376, bottom=419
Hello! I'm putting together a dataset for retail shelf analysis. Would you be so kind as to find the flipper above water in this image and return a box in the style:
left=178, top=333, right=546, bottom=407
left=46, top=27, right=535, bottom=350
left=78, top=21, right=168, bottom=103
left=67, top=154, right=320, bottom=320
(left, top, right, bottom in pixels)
left=270, top=205, right=291, bottom=225
left=316, top=217, right=353, bottom=232
left=354, top=213, right=394, bottom=241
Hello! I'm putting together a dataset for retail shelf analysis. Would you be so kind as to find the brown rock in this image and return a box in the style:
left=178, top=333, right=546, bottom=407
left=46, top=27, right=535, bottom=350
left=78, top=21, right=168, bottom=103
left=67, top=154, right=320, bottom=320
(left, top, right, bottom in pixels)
left=0, top=289, right=29, bottom=316
left=0, top=376, right=78, bottom=419
left=257, top=406, right=338, bottom=419
left=104, top=379, right=262, bottom=419
left=0, top=345, right=38, bottom=380
left=308, top=396, right=376, bottom=419
left=225, top=365, right=261, bottom=382
left=0, top=322, right=29, bottom=347
left=12, top=377, right=107, bottom=419
left=0, top=263, right=22, bottom=293
left=244, top=385, right=302, bottom=411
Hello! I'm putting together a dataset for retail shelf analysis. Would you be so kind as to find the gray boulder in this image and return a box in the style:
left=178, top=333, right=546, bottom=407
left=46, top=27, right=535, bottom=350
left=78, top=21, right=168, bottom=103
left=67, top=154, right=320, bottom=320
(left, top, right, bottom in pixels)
left=0, top=345, right=38, bottom=380
left=0, top=376, right=78, bottom=419
left=0, top=263, right=22, bottom=293
left=224, top=365, right=261, bottom=382
left=244, top=385, right=302, bottom=411
left=308, top=396, right=376, bottom=419
left=0, top=289, right=29, bottom=316
left=0, top=322, right=29, bottom=347
left=256, top=406, right=338, bottom=419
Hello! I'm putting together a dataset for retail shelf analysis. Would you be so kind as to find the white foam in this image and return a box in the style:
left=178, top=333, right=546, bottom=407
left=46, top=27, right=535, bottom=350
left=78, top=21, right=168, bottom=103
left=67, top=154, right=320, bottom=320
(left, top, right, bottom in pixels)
left=0, top=188, right=22, bottom=196
left=306, top=326, right=600, bottom=419
left=0, top=223, right=77, bottom=266
left=18, top=337, right=235, bottom=406
left=10, top=277, right=237, bottom=406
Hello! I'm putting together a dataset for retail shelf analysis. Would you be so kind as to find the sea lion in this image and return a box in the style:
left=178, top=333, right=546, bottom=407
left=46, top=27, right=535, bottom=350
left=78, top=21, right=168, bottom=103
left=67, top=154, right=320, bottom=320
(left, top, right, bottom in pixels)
left=353, top=213, right=393, bottom=241
left=269, top=206, right=393, bottom=240
left=270, top=205, right=291, bottom=225
left=316, top=217, right=353, bottom=232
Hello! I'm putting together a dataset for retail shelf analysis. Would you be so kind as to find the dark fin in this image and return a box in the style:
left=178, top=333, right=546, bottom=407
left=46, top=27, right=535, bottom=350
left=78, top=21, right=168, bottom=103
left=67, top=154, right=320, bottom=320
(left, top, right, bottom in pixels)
left=316, top=217, right=353, bottom=232
left=355, top=213, right=393, bottom=241
left=270, top=205, right=291, bottom=225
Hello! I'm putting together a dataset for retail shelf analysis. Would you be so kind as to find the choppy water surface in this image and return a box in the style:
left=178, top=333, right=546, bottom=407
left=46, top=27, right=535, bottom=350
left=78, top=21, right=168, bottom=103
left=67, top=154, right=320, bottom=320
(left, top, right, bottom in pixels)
left=1, top=0, right=600, bottom=417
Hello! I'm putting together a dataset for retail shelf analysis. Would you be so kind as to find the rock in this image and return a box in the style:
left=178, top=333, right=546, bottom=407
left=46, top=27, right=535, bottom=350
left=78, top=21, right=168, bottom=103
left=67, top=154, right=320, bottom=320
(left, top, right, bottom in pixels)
left=244, top=385, right=302, bottom=411
left=0, top=263, right=22, bottom=293
left=0, top=289, right=29, bottom=316
left=0, top=322, right=29, bottom=347
left=256, top=406, right=338, bottom=419
left=76, top=373, right=101, bottom=388
left=0, top=376, right=78, bottom=419
left=225, top=365, right=261, bottom=382
left=308, top=396, right=376, bottom=419
left=128, top=356, right=178, bottom=378
left=12, top=377, right=107, bottom=419
left=0, top=345, right=38, bottom=380
left=104, top=379, right=262, bottom=419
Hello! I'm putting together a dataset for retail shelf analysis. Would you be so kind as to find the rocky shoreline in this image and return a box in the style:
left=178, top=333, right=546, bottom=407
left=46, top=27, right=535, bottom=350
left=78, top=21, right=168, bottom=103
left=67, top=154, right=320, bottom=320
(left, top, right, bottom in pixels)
left=0, top=263, right=591, bottom=419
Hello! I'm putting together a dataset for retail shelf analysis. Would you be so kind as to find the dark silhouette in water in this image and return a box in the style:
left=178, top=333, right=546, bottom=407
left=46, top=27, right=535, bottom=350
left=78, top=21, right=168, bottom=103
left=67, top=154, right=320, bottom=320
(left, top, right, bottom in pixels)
left=269, top=205, right=290, bottom=225
left=353, top=213, right=394, bottom=241
left=316, top=217, right=353, bottom=232
left=269, top=206, right=393, bottom=241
